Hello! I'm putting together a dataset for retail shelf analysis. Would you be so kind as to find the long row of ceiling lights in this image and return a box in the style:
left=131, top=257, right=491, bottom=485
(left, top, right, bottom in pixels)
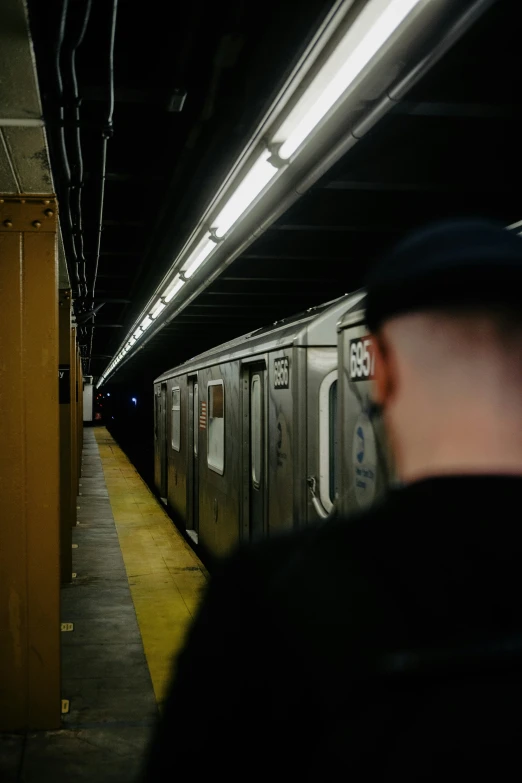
left=98, top=0, right=423, bottom=387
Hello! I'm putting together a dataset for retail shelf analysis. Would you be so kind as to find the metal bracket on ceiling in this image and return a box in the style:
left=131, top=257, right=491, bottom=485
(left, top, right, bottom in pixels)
left=265, top=141, right=286, bottom=170
left=76, top=303, right=106, bottom=324
left=208, top=228, right=221, bottom=243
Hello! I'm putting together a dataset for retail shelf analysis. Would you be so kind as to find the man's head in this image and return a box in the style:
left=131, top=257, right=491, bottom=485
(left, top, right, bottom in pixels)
left=364, top=220, right=522, bottom=482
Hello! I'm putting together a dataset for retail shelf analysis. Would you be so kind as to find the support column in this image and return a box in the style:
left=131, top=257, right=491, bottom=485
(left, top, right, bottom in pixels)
left=77, top=348, right=83, bottom=477
left=78, top=352, right=83, bottom=459
left=59, top=290, right=73, bottom=582
left=0, top=196, right=60, bottom=730
left=70, top=326, right=78, bottom=517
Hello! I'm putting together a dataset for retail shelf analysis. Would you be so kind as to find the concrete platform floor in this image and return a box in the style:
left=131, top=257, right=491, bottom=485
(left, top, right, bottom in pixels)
left=0, top=427, right=208, bottom=782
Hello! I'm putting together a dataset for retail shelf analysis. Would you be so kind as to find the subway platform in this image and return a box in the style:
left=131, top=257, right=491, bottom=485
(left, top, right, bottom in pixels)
left=0, top=428, right=207, bottom=782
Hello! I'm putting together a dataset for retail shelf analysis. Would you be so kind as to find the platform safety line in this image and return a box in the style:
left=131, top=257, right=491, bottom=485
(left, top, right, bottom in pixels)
left=93, top=427, right=208, bottom=704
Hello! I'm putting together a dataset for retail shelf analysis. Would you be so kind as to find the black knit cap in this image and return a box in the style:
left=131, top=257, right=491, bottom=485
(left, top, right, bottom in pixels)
left=364, top=219, right=522, bottom=332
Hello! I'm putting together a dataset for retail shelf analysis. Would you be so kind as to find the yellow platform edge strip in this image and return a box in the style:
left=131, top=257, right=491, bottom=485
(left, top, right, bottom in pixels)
left=93, top=427, right=208, bottom=703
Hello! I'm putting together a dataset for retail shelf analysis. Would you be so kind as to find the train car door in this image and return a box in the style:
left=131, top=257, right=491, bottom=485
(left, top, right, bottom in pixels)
left=186, top=376, right=199, bottom=543
left=242, top=365, right=266, bottom=541
left=156, top=382, right=168, bottom=501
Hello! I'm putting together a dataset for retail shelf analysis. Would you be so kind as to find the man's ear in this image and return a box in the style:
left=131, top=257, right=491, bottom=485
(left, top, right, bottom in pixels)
left=372, top=332, right=394, bottom=407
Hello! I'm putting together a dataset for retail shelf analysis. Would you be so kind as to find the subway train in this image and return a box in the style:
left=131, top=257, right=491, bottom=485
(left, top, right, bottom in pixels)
left=153, top=292, right=393, bottom=558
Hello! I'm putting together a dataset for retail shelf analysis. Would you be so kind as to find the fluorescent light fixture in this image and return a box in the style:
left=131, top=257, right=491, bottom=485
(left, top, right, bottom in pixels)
left=276, top=0, right=421, bottom=160
left=212, top=151, right=279, bottom=237
left=181, top=236, right=216, bottom=278
left=98, top=0, right=443, bottom=385
left=151, top=300, right=166, bottom=319
left=163, top=275, right=184, bottom=303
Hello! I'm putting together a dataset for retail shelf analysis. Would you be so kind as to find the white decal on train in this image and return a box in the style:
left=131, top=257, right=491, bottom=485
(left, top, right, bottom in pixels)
left=352, top=412, right=377, bottom=508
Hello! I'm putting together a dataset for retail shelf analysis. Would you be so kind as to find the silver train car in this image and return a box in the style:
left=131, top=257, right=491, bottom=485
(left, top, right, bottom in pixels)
left=336, top=298, right=393, bottom=516
left=154, top=292, right=392, bottom=559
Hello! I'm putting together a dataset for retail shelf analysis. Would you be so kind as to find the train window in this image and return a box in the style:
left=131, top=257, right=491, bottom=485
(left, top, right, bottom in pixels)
left=208, top=380, right=224, bottom=474
left=171, top=387, right=181, bottom=451
left=319, top=370, right=338, bottom=514
left=251, top=375, right=262, bottom=488
left=193, top=383, right=198, bottom=457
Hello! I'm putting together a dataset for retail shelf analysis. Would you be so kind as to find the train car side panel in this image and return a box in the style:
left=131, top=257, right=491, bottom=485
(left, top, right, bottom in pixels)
left=185, top=373, right=200, bottom=540
left=267, top=348, right=295, bottom=535
left=306, top=347, right=338, bottom=523
left=198, top=361, right=241, bottom=557
left=166, top=374, right=188, bottom=522
left=338, top=316, right=392, bottom=517
left=154, top=381, right=168, bottom=498
left=292, top=346, right=308, bottom=526
left=239, top=356, right=270, bottom=544
left=153, top=382, right=161, bottom=493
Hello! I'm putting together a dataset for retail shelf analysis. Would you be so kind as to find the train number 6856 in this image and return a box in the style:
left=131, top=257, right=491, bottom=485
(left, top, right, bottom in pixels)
left=274, top=357, right=290, bottom=389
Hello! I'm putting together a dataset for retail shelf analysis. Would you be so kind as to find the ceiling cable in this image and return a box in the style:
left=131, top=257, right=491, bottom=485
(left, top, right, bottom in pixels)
left=88, top=0, right=119, bottom=374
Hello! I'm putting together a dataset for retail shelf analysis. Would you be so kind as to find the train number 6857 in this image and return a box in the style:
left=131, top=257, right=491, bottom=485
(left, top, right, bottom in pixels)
left=349, top=337, right=375, bottom=381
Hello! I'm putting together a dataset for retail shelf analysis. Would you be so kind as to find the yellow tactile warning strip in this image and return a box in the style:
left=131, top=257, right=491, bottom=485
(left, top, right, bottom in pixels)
left=94, top=427, right=208, bottom=703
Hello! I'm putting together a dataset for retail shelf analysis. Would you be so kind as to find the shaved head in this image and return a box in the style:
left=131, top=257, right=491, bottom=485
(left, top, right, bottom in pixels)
left=373, top=307, right=522, bottom=483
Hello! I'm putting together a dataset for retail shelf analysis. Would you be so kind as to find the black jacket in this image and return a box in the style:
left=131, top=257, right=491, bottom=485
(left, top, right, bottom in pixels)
left=142, top=476, right=522, bottom=780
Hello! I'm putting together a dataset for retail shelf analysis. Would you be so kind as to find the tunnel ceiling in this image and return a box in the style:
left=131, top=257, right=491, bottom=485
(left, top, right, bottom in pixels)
left=27, top=0, right=521, bottom=385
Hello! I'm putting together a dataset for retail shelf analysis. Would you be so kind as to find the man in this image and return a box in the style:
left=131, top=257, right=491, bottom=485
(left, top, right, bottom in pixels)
left=142, top=220, right=522, bottom=780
